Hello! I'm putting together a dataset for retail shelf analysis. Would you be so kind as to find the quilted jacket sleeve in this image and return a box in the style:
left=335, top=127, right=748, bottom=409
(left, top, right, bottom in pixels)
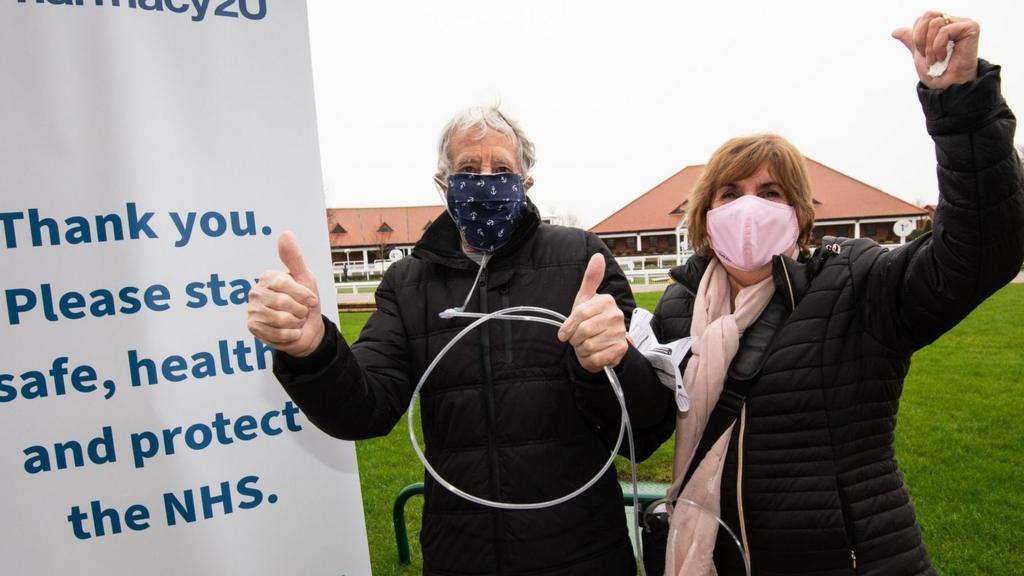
left=568, top=233, right=676, bottom=461
left=862, top=60, right=1024, bottom=353
left=272, top=266, right=413, bottom=441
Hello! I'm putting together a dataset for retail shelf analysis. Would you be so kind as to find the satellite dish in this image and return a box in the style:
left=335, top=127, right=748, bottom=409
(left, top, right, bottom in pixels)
left=388, top=249, right=403, bottom=262
left=893, top=219, right=915, bottom=238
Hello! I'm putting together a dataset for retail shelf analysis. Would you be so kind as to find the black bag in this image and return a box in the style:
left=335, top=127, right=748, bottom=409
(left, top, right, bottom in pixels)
left=640, top=499, right=670, bottom=576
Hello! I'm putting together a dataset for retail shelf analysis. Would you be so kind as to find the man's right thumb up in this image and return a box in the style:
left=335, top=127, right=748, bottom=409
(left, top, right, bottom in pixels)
left=278, top=231, right=319, bottom=307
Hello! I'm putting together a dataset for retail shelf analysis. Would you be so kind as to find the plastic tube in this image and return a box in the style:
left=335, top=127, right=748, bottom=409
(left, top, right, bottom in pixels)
left=408, top=305, right=647, bottom=573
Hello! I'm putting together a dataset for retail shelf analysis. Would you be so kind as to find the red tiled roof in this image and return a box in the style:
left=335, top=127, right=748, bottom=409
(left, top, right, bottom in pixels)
left=803, top=158, right=927, bottom=220
left=327, top=205, right=446, bottom=248
left=590, top=166, right=702, bottom=234
left=590, top=158, right=927, bottom=234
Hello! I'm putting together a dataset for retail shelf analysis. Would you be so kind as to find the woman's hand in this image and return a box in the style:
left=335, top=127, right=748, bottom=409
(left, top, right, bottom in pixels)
left=892, top=11, right=980, bottom=90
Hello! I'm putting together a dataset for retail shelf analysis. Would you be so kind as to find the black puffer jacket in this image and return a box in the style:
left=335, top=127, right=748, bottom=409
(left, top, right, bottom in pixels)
left=274, top=200, right=673, bottom=575
left=649, top=61, right=1024, bottom=575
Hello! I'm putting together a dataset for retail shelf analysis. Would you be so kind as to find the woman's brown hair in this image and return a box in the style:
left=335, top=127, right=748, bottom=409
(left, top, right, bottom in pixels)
left=686, top=134, right=816, bottom=255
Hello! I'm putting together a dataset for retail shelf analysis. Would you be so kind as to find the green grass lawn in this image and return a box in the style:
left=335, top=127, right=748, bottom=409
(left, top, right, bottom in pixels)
left=340, top=285, right=1024, bottom=575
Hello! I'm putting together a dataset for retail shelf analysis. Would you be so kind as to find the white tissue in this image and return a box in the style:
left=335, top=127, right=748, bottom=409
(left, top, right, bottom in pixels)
left=629, top=308, right=693, bottom=412
left=927, top=40, right=955, bottom=78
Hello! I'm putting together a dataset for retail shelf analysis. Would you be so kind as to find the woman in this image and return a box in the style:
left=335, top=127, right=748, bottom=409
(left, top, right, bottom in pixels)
left=650, top=11, right=1023, bottom=576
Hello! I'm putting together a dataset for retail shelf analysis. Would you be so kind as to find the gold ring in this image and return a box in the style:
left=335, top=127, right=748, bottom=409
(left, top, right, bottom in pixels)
left=942, top=13, right=952, bottom=25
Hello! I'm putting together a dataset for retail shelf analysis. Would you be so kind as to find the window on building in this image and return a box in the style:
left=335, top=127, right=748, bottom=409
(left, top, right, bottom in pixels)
left=824, top=225, right=853, bottom=238
left=818, top=225, right=853, bottom=240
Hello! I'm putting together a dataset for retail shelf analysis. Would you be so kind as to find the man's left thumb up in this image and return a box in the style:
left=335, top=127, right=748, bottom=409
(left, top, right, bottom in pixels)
left=573, top=253, right=605, bottom=308
left=558, top=253, right=608, bottom=343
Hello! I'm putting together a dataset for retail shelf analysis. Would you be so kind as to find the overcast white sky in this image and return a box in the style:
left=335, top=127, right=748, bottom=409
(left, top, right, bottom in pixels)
left=306, top=1, right=1024, bottom=229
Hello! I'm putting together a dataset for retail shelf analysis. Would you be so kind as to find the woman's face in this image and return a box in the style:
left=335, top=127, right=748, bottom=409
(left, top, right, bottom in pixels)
left=710, top=165, right=789, bottom=210
left=705, top=163, right=800, bottom=287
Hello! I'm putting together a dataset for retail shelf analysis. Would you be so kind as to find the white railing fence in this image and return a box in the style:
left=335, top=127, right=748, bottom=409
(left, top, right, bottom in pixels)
left=615, top=252, right=691, bottom=272
left=332, top=260, right=394, bottom=282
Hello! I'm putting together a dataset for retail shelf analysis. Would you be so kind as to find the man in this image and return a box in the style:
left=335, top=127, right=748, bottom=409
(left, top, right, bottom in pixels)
left=247, top=106, right=673, bottom=575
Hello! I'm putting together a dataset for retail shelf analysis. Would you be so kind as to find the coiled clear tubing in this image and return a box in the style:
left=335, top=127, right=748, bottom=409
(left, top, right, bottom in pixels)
left=409, top=305, right=751, bottom=576
left=408, top=306, right=628, bottom=510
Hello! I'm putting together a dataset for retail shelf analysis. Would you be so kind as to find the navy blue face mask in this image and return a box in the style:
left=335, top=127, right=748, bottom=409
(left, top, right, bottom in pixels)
left=443, top=172, right=527, bottom=253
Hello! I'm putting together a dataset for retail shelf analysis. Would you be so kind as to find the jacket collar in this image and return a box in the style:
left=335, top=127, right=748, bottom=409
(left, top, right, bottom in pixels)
left=669, top=251, right=812, bottom=313
left=412, top=196, right=542, bottom=271
left=773, top=253, right=810, bottom=313
left=668, top=253, right=711, bottom=296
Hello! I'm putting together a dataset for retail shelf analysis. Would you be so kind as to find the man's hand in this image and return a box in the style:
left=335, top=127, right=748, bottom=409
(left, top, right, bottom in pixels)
left=246, top=231, right=325, bottom=357
left=558, top=253, right=628, bottom=373
left=892, top=11, right=980, bottom=90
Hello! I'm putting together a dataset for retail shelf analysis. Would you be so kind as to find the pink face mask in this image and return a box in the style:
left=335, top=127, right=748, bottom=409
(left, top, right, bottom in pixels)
left=706, top=194, right=799, bottom=272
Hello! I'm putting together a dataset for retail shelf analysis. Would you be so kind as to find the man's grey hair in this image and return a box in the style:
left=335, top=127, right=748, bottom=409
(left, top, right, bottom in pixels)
left=436, top=106, right=537, bottom=178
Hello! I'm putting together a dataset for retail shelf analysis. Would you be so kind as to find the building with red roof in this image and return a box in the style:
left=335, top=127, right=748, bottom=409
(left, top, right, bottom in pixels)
left=326, top=205, right=446, bottom=266
left=589, top=158, right=928, bottom=257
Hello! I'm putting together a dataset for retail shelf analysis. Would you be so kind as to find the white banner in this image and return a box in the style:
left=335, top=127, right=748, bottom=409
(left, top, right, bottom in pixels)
left=0, top=2, right=371, bottom=574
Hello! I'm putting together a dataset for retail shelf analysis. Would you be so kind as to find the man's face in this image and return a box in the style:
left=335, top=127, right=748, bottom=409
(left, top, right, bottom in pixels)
left=448, top=128, right=521, bottom=175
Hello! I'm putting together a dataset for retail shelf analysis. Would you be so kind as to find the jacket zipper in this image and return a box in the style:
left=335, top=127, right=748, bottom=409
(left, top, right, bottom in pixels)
left=501, top=290, right=512, bottom=363
left=783, top=253, right=857, bottom=572
left=804, top=250, right=859, bottom=572
left=736, top=403, right=751, bottom=572
left=735, top=261, right=795, bottom=572
left=779, top=258, right=796, bottom=311
left=477, top=269, right=505, bottom=575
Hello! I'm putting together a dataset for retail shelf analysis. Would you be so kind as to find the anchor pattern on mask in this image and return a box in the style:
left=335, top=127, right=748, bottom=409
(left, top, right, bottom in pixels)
left=446, top=172, right=527, bottom=253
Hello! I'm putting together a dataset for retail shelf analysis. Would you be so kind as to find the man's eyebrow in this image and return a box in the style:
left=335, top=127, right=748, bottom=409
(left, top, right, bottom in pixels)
left=490, top=152, right=517, bottom=165
left=453, top=155, right=481, bottom=164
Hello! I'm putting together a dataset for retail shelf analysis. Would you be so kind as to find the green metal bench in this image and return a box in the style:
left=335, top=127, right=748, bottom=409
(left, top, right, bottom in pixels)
left=392, top=481, right=669, bottom=565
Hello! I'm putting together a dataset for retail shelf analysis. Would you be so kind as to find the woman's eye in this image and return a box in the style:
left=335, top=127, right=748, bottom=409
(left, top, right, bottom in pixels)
left=719, top=190, right=737, bottom=200
left=761, top=190, right=782, bottom=199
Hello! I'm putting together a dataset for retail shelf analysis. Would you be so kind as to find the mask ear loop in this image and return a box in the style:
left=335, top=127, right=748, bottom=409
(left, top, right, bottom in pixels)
left=434, top=175, right=453, bottom=217
left=432, top=174, right=447, bottom=195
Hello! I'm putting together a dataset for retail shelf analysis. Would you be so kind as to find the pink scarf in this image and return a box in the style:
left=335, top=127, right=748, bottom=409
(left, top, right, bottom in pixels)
left=664, top=259, right=775, bottom=576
